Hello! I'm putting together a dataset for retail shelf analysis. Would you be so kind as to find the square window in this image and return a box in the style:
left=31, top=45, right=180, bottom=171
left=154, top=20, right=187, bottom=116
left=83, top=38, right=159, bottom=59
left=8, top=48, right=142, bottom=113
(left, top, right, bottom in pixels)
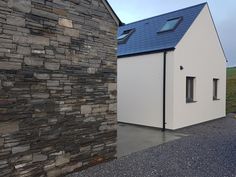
left=186, top=77, right=195, bottom=103
left=159, top=17, right=182, bottom=33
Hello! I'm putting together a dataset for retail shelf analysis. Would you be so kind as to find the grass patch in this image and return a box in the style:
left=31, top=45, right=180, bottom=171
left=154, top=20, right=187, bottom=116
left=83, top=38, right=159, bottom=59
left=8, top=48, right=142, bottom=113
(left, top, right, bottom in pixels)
left=227, top=67, right=236, bottom=113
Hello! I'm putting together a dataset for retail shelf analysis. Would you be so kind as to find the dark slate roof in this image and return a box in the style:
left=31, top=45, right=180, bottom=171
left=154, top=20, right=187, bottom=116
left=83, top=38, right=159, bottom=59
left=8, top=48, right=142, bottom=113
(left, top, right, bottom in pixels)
left=117, top=3, right=207, bottom=58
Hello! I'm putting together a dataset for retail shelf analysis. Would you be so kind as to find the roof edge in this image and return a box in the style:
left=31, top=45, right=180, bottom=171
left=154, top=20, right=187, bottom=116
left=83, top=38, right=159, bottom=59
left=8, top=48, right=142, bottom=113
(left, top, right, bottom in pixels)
left=174, top=3, right=207, bottom=50
left=118, top=48, right=175, bottom=58
left=120, top=2, right=207, bottom=27
left=101, top=0, right=123, bottom=26
left=206, top=4, right=227, bottom=61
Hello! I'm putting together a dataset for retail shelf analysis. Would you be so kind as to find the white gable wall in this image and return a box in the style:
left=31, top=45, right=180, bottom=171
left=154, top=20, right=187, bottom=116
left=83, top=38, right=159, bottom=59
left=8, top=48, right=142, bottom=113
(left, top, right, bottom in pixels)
left=173, top=5, right=226, bottom=129
left=118, top=52, right=175, bottom=129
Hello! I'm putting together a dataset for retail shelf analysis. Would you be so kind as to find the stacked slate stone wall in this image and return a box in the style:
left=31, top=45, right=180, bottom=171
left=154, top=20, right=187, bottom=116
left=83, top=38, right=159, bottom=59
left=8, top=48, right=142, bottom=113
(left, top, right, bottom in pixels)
left=0, top=0, right=117, bottom=176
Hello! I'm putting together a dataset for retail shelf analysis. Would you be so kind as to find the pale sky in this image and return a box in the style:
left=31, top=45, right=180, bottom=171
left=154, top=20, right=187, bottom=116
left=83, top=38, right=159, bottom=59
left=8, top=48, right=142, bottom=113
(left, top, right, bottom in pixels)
left=108, top=0, right=236, bottom=67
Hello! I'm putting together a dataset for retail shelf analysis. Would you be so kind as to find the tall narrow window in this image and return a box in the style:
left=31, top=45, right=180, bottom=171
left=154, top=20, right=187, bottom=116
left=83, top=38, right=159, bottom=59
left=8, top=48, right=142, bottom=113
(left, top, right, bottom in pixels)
left=213, top=78, right=219, bottom=100
left=186, top=77, right=195, bottom=103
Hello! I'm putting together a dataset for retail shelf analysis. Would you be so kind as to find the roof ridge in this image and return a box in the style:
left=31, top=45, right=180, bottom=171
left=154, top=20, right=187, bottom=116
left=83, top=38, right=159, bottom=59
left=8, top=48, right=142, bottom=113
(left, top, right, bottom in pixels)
left=121, top=2, right=207, bottom=27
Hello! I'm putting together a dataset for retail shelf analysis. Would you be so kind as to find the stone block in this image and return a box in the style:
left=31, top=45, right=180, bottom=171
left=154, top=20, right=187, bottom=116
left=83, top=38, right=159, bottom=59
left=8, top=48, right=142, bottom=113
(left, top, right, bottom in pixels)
left=83, top=117, right=96, bottom=122
left=29, top=36, right=50, bottom=46
left=99, top=124, right=116, bottom=131
left=55, top=153, right=70, bottom=167
left=32, top=50, right=45, bottom=54
left=24, top=57, right=44, bottom=66
left=59, top=18, right=73, bottom=28
left=45, top=62, right=60, bottom=70
left=0, top=122, right=19, bottom=135
left=0, top=160, right=7, bottom=166
left=108, top=83, right=117, bottom=92
left=0, top=62, right=21, bottom=70
left=33, top=153, right=47, bottom=162
left=15, top=154, right=32, bottom=162
left=47, top=80, right=60, bottom=87
left=57, top=35, right=71, bottom=43
left=87, top=68, right=97, bottom=74
left=13, top=36, right=49, bottom=46
left=64, top=28, right=80, bottom=37
left=53, top=8, right=67, bottom=16
left=15, top=163, right=27, bottom=169
left=2, top=81, right=14, bottom=87
left=34, top=73, right=50, bottom=80
left=32, top=93, right=50, bottom=99
left=8, top=0, right=31, bottom=13
left=109, top=103, right=117, bottom=112
left=64, top=86, right=72, bottom=91
left=0, top=138, right=3, bottom=146
left=13, top=35, right=28, bottom=44
left=7, top=16, right=25, bottom=27
left=61, top=162, right=82, bottom=174
left=81, top=105, right=92, bottom=114
left=12, top=145, right=30, bottom=154
left=47, top=168, right=61, bottom=177
left=32, top=8, right=58, bottom=20
left=17, top=46, right=31, bottom=55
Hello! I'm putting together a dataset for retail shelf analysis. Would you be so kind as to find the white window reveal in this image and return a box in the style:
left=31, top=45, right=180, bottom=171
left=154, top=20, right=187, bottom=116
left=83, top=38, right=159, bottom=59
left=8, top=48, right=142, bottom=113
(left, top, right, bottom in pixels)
left=213, top=78, right=219, bottom=100
left=186, top=76, right=196, bottom=103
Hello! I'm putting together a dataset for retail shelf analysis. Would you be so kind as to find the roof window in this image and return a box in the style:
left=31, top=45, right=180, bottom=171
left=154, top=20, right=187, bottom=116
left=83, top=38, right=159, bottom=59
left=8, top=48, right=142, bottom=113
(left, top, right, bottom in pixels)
left=159, top=17, right=183, bottom=33
left=117, top=29, right=135, bottom=44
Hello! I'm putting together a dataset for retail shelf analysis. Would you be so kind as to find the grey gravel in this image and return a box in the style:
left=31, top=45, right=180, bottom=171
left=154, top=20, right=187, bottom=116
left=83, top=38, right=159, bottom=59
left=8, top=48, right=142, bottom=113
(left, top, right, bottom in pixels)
left=67, top=115, right=236, bottom=177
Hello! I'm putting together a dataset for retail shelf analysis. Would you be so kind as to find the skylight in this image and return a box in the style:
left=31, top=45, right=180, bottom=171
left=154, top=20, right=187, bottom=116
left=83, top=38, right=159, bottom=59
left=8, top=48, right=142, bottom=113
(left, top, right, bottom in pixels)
left=159, top=17, right=183, bottom=33
left=117, top=29, right=135, bottom=44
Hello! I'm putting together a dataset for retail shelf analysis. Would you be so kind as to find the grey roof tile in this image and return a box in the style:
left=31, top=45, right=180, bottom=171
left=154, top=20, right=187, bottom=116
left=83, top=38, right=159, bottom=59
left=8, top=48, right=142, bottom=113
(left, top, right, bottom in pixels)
left=117, top=3, right=207, bottom=57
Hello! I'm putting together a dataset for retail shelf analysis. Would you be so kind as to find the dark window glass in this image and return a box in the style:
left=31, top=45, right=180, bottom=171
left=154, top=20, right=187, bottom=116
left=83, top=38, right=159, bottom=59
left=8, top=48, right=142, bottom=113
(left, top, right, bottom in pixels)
left=213, top=79, right=219, bottom=100
left=159, top=17, right=182, bottom=33
left=117, top=29, right=135, bottom=44
left=186, top=77, right=195, bottom=103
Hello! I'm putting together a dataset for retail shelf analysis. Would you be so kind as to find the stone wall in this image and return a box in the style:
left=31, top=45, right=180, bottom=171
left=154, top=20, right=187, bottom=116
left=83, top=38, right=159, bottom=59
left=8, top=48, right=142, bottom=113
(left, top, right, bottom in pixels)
left=0, top=0, right=117, bottom=176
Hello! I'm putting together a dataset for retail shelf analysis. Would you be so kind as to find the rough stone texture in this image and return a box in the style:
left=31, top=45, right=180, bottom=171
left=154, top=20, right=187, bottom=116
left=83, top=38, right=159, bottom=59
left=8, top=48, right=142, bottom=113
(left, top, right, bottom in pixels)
left=24, top=57, right=44, bottom=66
left=33, top=153, right=47, bottom=162
left=81, top=105, right=92, bottom=114
left=8, top=0, right=31, bottom=13
left=0, top=122, right=19, bottom=134
left=45, top=62, right=60, bottom=70
left=67, top=116, right=236, bottom=177
left=0, top=0, right=117, bottom=176
left=12, top=145, right=30, bottom=154
left=0, top=62, right=21, bottom=70
left=55, top=153, right=71, bottom=166
left=59, top=18, right=73, bottom=28
left=7, top=16, right=25, bottom=27
left=0, top=138, right=3, bottom=146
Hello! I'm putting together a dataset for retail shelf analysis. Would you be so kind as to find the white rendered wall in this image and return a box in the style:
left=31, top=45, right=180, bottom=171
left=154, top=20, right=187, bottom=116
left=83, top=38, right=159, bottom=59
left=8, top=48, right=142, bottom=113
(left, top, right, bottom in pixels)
left=173, top=5, right=226, bottom=129
left=118, top=52, right=174, bottom=129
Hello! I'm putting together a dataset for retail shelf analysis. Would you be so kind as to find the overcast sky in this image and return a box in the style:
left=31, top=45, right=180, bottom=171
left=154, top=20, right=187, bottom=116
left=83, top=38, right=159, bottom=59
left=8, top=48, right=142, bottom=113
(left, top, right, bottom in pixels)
left=108, top=0, right=236, bottom=67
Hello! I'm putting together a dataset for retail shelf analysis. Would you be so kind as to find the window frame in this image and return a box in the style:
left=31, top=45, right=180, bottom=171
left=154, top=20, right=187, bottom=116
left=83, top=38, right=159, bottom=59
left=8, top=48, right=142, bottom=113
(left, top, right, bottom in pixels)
left=158, top=17, right=183, bottom=33
left=186, top=76, right=196, bottom=103
left=213, top=78, right=219, bottom=100
left=117, top=29, right=135, bottom=44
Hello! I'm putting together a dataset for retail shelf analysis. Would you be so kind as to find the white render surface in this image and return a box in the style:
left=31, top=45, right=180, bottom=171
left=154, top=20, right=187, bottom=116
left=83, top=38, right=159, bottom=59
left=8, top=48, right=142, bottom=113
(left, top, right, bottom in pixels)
left=118, top=53, right=163, bottom=128
left=118, top=53, right=164, bottom=128
left=172, top=5, right=226, bottom=129
left=117, top=4, right=226, bottom=130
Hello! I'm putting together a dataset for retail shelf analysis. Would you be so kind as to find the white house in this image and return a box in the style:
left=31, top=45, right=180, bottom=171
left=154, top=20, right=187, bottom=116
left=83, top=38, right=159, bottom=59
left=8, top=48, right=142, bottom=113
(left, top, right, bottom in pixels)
left=117, top=3, right=226, bottom=130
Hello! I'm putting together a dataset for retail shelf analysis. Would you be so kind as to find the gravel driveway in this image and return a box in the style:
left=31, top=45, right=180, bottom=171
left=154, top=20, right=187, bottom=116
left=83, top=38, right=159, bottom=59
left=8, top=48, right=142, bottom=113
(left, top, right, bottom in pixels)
left=67, top=114, right=236, bottom=177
